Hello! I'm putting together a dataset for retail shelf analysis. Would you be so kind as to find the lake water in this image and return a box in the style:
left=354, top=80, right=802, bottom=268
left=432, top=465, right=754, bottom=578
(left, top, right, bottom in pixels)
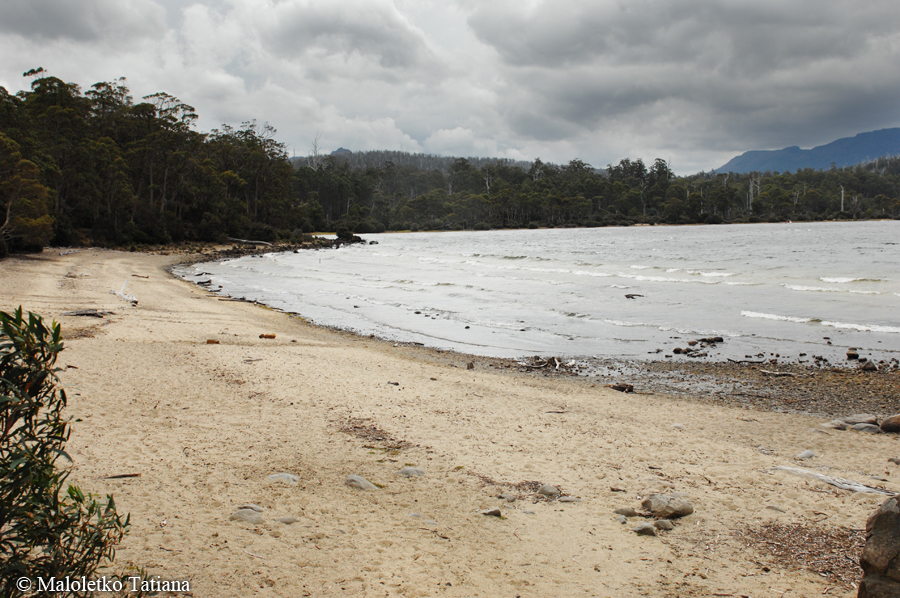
left=178, top=222, right=900, bottom=365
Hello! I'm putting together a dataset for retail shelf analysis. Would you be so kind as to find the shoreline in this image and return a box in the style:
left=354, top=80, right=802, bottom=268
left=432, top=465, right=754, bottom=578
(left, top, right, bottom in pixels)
left=175, top=247, right=900, bottom=422
left=2, top=247, right=896, bottom=597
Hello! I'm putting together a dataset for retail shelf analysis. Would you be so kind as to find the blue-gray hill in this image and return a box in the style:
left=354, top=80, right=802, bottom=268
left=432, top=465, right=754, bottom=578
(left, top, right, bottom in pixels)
left=717, top=128, right=900, bottom=173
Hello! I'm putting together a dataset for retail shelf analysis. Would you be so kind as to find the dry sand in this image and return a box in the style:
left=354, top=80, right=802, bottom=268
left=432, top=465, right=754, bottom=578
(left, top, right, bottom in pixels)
left=1, top=248, right=896, bottom=597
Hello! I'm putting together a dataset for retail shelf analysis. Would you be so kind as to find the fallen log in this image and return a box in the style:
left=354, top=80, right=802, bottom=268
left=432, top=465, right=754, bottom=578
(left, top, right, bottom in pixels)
left=774, top=466, right=895, bottom=495
left=62, top=309, right=114, bottom=318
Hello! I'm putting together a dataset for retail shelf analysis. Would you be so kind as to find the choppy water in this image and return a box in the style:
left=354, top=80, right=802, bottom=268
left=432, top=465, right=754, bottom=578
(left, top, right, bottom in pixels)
left=177, top=222, right=900, bottom=364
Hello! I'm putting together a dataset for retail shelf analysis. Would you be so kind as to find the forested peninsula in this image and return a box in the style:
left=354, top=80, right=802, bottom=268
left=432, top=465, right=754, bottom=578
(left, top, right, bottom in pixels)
left=2, top=71, right=899, bottom=256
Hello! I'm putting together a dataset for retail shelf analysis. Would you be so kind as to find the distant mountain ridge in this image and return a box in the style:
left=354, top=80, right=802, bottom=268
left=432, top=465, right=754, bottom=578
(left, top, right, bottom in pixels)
left=717, top=128, right=900, bottom=173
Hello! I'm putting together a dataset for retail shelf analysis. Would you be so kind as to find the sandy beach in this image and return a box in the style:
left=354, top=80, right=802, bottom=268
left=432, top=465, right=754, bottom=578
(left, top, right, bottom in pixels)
left=2, top=248, right=898, bottom=598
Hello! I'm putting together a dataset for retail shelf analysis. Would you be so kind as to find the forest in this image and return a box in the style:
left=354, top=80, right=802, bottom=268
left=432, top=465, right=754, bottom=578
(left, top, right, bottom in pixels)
left=2, top=70, right=899, bottom=256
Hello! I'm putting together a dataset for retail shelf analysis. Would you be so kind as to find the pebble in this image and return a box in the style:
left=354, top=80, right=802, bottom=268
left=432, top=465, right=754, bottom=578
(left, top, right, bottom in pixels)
left=672, top=423, right=684, bottom=430
left=633, top=522, right=657, bottom=536
left=397, top=467, right=424, bottom=477
left=229, top=508, right=264, bottom=524
left=423, top=519, right=438, bottom=525
left=796, top=450, right=816, bottom=460
left=614, top=507, right=638, bottom=517
left=524, top=510, right=536, bottom=515
left=409, top=513, right=422, bottom=518
left=345, top=475, right=378, bottom=490
left=482, top=508, right=502, bottom=517
left=267, top=473, right=299, bottom=484
left=889, top=458, right=900, bottom=466
left=498, top=493, right=517, bottom=502
left=559, top=496, right=581, bottom=503
left=538, top=484, right=560, bottom=496
left=653, top=520, right=675, bottom=531
left=861, top=361, right=878, bottom=371
left=852, top=423, right=884, bottom=434
left=275, top=517, right=299, bottom=524
left=237, top=503, right=265, bottom=512
left=616, top=515, right=628, bottom=524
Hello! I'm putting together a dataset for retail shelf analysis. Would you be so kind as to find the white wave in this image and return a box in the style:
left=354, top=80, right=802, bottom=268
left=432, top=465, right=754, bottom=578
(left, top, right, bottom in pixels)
left=820, top=277, right=861, bottom=283
left=699, top=272, right=735, bottom=278
left=620, top=273, right=718, bottom=284
left=630, top=265, right=650, bottom=269
left=574, top=270, right=613, bottom=277
left=609, top=284, right=629, bottom=289
left=665, top=268, right=681, bottom=273
left=784, top=284, right=881, bottom=295
left=603, top=319, right=648, bottom=327
left=725, top=281, right=757, bottom=286
left=741, top=311, right=814, bottom=324
left=821, top=321, right=900, bottom=334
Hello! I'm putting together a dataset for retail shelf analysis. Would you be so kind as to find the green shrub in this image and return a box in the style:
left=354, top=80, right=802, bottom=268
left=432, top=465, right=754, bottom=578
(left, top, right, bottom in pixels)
left=0, top=308, right=129, bottom=596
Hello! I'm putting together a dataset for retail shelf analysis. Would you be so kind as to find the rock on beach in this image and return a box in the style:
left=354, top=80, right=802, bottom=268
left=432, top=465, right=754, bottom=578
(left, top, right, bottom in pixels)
left=641, top=494, right=694, bottom=518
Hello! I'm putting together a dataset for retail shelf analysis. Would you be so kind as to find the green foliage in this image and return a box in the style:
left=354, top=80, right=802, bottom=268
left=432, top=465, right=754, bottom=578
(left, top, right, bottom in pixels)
left=0, top=308, right=129, bottom=596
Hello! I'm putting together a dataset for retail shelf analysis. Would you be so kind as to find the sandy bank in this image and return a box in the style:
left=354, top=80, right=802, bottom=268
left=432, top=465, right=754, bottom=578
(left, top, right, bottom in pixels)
left=1, top=248, right=895, bottom=597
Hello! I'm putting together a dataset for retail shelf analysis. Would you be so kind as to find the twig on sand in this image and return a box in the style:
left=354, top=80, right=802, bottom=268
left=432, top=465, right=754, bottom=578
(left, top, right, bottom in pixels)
left=105, top=473, right=141, bottom=479
left=244, top=550, right=265, bottom=559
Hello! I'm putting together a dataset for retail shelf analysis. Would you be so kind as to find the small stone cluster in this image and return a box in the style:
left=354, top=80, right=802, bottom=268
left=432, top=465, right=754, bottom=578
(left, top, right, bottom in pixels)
left=672, top=337, right=724, bottom=358
left=615, top=493, right=695, bottom=537
left=822, top=413, right=900, bottom=434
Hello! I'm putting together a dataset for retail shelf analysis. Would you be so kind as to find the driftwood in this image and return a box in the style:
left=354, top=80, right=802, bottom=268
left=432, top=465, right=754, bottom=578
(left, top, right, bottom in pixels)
left=62, top=309, right=114, bottom=318
left=775, top=466, right=896, bottom=495
left=606, top=383, right=634, bottom=393
left=105, top=473, right=141, bottom=479
left=131, top=274, right=149, bottom=279
left=624, top=294, right=644, bottom=299
left=227, top=237, right=273, bottom=246
left=727, top=358, right=766, bottom=364
left=759, top=370, right=798, bottom=377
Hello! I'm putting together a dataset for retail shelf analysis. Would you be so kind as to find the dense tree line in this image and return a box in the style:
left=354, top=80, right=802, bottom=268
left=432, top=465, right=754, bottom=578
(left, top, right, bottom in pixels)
left=2, top=70, right=898, bottom=256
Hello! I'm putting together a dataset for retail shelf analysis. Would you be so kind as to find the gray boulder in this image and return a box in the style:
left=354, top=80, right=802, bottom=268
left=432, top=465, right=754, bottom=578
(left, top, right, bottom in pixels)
left=633, top=522, right=656, bottom=536
left=397, top=467, right=424, bottom=477
left=845, top=414, right=878, bottom=425
left=859, top=497, right=900, bottom=597
left=641, top=493, right=694, bottom=518
left=853, top=424, right=884, bottom=434
left=537, top=484, right=560, bottom=496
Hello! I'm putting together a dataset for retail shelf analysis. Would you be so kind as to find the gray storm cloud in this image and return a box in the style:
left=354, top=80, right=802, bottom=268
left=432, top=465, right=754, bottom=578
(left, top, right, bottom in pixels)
left=0, top=0, right=166, bottom=42
left=0, top=0, right=899, bottom=172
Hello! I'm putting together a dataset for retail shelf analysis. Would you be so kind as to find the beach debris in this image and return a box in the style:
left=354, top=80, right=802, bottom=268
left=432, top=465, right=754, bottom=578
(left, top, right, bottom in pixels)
left=131, top=274, right=149, bottom=279
left=206, top=339, right=220, bottom=344
left=641, top=494, right=694, bottom=518
left=759, top=369, right=797, bottom=377
left=229, top=508, right=264, bottom=524
left=852, top=423, right=883, bottom=434
left=774, top=466, right=896, bottom=495
left=59, top=249, right=79, bottom=256
left=654, top=519, right=675, bottom=531
left=104, top=473, right=141, bottom=479
left=482, top=508, right=503, bottom=517
left=237, top=503, right=265, bottom=512
left=267, top=473, right=299, bottom=485
left=881, top=413, right=900, bottom=434
left=537, top=484, right=561, bottom=497
left=345, top=475, right=377, bottom=491
left=796, top=450, right=816, bottom=460
left=259, top=333, right=276, bottom=339
left=889, top=458, right=900, bottom=466
left=606, top=383, right=634, bottom=393
left=110, top=281, right=138, bottom=304
left=847, top=349, right=860, bottom=360
left=62, top=309, right=114, bottom=318
left=398, top=466, right=424, bottom=477
left=610, top=486, right=627, bottom=493
left=616, top=515, right=628, bottom=524
left=467, top=361, right=474, bottom=370
left=633, top=522, right=657, bottom=536
left=614, top=507, right=638, bottom=517
left=624, top=294, right=644, bottom=299
left=858, top=496, right=900, bottom=596
left=498, top=493, right=516, bottom=502
left=387, top=381, right=399, bottom=386
left=275, top=517, right=299, bottom=525
left=559, top=496, right=581, bottom=503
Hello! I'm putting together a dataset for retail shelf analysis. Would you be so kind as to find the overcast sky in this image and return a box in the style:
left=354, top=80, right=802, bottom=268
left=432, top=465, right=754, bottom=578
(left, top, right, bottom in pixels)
left=2, top=0, right=899, bottom=173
